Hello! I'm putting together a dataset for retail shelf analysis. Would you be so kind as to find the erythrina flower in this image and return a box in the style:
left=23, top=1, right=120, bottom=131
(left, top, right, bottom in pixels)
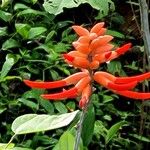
left=24, top=22, right=150, bottom=109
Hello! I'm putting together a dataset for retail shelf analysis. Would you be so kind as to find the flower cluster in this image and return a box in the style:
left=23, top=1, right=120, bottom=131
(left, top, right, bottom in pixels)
left=24, top=22, right=150, bottom=109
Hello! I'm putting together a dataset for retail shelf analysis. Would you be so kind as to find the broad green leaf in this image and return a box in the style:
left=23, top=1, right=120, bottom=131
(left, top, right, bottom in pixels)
left=2, top=39, right=20, bottom=50
left=53, top=131, right=75, bottom=150
left=28, top=27, right=47, bottom=39
left=43, top=0, right=114, bottom=16
left=105, top=121, right=127, bottom=144
left=53, top=130, right=83, bottom=150
left=18, top=98, right=38, bottom=111
left=39, top=98, right=54, bottom=114
left=81, top=105, right=95, bottom=146
left=15, top=24, right=31, bottom=39
left=0, top=27, right=7, bottom=36
left=0, top=10, right=12, bottom=22
left=106, top=30, right=125, bottom=38
left=54, top=101, right=68, bottom=113
left=0, top=143, right=15, bottom=150
left=0, top=54, right=17, bottom=79
left=43, top=0, right=80, bottom=15
left=11, top=110, right=79, bottom=134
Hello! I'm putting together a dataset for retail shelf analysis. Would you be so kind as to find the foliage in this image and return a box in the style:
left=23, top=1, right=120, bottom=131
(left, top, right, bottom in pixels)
left=0, top=0, right=150, bottom=149
left=43, top=0, right=115, bottom=16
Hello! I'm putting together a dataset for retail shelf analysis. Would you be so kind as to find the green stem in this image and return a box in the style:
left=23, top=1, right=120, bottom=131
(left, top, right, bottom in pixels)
left=74, top=99, right=91, bottom=150
left=74, top=109, right=86, bottom=150
left=4, top=134, right=16, bottom=149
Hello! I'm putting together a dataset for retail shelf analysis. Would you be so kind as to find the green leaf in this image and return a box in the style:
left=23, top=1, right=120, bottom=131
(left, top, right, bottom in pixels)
left=53, top=131, right=75, bottom=150
left=15, top=24, right=31, bottom=39
left=12, top=147, right=32, bottom=150
left=129, top=134, right=150, bottom=142
left=2, top=39, right=20, bottom=50
left=94, top=0, right=115, bottom=19
left=31, top=0, right=38, bottom=4
left=28, top=27, right=47, bottom=39
left=45, top=30, right=57, bottom=43
left=0, top=10, right=12, bottom=22
left=103, top=95, right=114, bottom=103
left=0, top=143, right=15, bottom=150
left=0, top=27, right=7, bottom=36
left=18, top=98, right=38, bottom=110
left=11, top=110, right=79, bottom=134
left=94, top=120, right=108, bottom=139
left=107, top=61, right=122, bottom=75
left=0, top=54, right=17, bottom=79
left=39, top=98, right=54, bottom=114
left=43, top=0, right=80, bottom=15
left=81, top=105, right=95, bottom=146
left=106, top=30, right=125, bottom=38
left=22, top=89, right=44, bottom=100
left=66, top=101, right=75, bottom=111
left=43, top=0, right=114, bottom=16
left=54, top=101, right=68, bottom=113
left=14, top=3, right=29, bottom=10
left=17, top=9, right=47, bottom=17
left=1, top=0, right=11, bottom=8
left=0, top=107, right=7, bottom=114
left=105, top=121, right=127, bottom=144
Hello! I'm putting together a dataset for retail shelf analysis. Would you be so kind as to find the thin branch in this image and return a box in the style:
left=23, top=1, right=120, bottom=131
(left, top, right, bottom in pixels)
left=139, top=0, right=150, bottom=67
left=129, top=0, right=141, bottom=36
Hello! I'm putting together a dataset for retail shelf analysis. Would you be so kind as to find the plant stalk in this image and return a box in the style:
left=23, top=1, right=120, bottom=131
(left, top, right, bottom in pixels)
left=139, top=0, right=150, bottom=67
left=74, top=108, right=86, bottom=150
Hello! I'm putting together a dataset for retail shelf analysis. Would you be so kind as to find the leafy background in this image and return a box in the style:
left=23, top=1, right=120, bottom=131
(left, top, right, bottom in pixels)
left=0, top=0, right=150, bottom=149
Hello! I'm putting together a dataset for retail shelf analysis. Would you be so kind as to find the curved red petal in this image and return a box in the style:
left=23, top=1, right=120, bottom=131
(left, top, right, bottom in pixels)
left=24, top=80, right=66, bottom=89
left=115, top=90, right=150, bottom=100
left=115, top=72, right=150, bottom=83
left=41, top=87, right=78, bottom=100
left=108, top=81, right=137, bottom=91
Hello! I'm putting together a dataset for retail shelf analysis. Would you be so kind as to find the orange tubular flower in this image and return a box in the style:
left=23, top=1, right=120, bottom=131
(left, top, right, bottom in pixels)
left=24, top=22, right=150, bottom=109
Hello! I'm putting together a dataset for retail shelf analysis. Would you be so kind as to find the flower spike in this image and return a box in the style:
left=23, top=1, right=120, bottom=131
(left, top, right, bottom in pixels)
left=24, top=22, right=150, bottom=109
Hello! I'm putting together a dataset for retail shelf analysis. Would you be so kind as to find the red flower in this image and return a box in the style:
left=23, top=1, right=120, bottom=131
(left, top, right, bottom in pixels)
left=24, top=22, right=150, bottom=109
